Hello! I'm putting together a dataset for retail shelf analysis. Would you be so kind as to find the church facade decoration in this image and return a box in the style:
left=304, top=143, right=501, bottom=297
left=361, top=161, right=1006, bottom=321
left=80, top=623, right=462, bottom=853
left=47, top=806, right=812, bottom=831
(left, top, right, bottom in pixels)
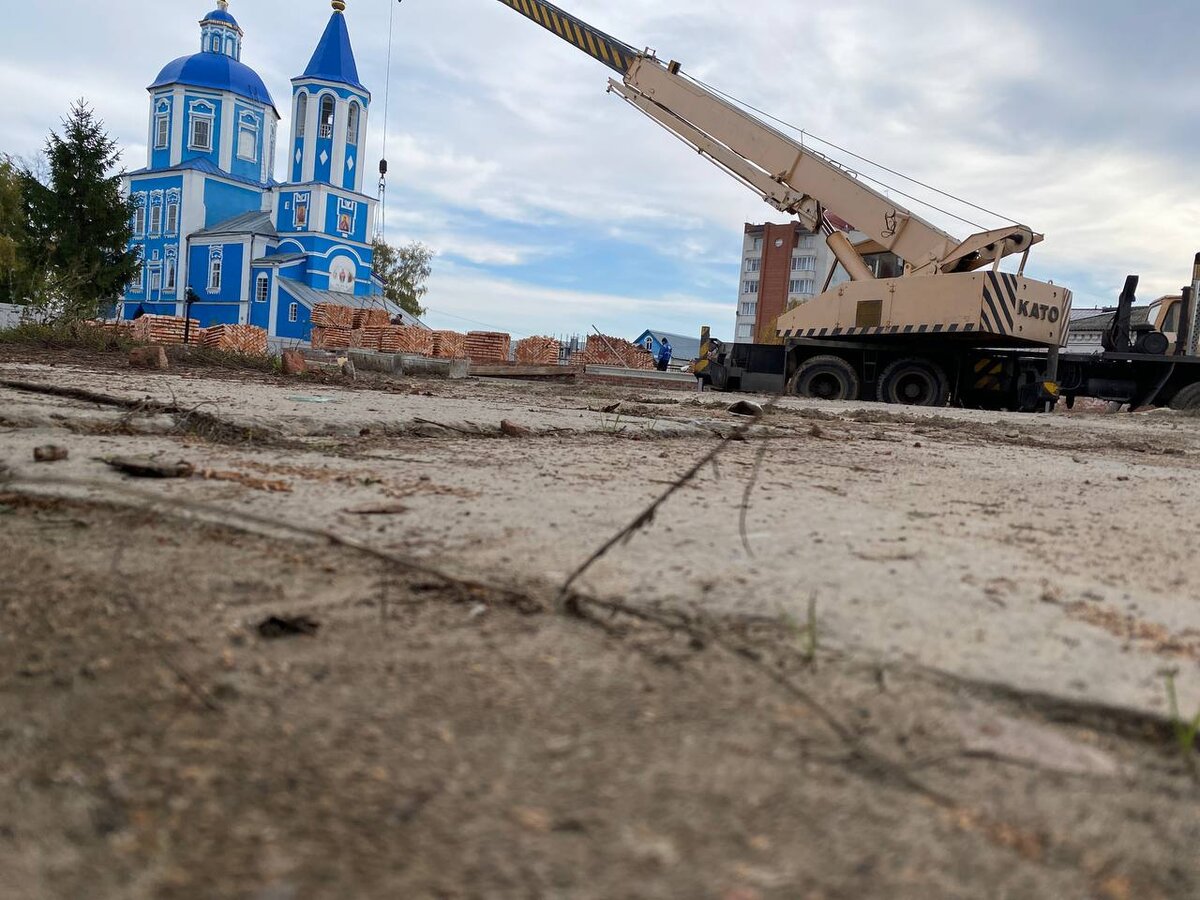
left=120, top=0, right=399, bottom=341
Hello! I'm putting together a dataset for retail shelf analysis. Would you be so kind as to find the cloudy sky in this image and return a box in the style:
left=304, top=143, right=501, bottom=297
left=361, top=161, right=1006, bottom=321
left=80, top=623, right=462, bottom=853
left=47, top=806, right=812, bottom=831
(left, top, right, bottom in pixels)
left=4, top=0, right=1199, bottom=339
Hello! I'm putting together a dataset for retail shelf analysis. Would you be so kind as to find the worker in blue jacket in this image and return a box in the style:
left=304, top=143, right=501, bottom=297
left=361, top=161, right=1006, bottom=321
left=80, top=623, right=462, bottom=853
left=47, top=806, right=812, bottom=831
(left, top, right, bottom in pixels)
left=656, top=337, right=673, bottom=371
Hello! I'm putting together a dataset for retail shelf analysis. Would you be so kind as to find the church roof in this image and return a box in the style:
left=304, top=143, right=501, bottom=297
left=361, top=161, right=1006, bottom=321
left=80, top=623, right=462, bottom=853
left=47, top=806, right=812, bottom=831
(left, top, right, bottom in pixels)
left=280, top=278, right=426, bottom=328
left=193, top=210, right=277, bottom=239
left=299, top=9, right=368, bottom=94
left=253, top=252, right=308, bottom=266
left=200, top=7, right=239, bottom=28
left=126, top=157, right=279, bottom=189
left=151, top=52, right=278, bottom=112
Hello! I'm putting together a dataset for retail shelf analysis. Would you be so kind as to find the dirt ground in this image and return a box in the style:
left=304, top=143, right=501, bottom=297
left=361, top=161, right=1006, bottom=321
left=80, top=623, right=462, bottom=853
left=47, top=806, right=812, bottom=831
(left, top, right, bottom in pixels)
left=2, top=345, right=1200, bottom=899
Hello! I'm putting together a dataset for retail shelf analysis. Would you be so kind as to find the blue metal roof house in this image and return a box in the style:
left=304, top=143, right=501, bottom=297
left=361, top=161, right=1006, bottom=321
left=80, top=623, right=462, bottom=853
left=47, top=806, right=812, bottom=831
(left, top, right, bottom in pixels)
left=632, top=330, right=702, bottom=367
left=120, top=0, right=409, bottom=343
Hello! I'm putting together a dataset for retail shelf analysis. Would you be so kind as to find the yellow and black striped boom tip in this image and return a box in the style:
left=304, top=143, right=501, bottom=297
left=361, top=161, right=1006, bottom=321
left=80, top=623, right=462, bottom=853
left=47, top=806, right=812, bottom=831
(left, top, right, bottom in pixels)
left=496, top=0, right=638, bottom=75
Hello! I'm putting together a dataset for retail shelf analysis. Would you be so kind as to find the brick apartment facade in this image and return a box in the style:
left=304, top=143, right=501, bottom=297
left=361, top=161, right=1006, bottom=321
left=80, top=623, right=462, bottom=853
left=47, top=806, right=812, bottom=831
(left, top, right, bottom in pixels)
left=734, top=222, right=831, bottom=345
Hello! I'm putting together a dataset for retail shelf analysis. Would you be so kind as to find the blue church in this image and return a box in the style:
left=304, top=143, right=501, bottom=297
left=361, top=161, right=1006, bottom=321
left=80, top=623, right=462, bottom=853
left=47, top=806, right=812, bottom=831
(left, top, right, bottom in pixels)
left=121, top=0, right=410, bottom=341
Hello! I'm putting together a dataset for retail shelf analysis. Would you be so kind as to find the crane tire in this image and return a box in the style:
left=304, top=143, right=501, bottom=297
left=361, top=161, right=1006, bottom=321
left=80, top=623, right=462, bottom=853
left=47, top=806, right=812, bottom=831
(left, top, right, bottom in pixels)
left=876, top=358, right=950, bottom=407
left=790, top=355, right=861, bottom=402
left=1169, top=382, right=1200, bottom=411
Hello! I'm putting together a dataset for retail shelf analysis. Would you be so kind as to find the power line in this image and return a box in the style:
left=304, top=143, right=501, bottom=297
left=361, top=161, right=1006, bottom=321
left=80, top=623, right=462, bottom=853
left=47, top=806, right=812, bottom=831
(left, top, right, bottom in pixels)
left=376, top=0, right=401, bottom=242
left=428, top=308, right=531, bottom=338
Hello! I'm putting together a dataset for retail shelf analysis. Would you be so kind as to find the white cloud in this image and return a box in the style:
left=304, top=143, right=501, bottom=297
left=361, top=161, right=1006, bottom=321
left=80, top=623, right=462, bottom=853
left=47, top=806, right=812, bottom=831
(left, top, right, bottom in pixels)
left=5, top=0, right=1200, bottom=335
left=424, top=263, right=732, bottom=340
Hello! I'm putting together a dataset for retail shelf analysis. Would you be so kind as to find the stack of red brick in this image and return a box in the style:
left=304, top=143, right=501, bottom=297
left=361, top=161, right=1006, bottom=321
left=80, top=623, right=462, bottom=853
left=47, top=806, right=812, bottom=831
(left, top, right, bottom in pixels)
left=465, top=331, right=511, bottom=363
left=572, top=334, right=655, bottom=370
left=349, top=327, right=387, bottom=350
left=432, top=331, right=467, bottom=359
left=311, top=303, right=354, bottom=350
left=201, top=324, right=269, bottom=356
left=353, top=308, right=391, bottom=328
left=311, top=303, right=354, bottom=327
left=131, top=315, right=201, bottom=346
left=380, top=326, right=436, bottom=356
left=515, top=336, right=561, bottom=365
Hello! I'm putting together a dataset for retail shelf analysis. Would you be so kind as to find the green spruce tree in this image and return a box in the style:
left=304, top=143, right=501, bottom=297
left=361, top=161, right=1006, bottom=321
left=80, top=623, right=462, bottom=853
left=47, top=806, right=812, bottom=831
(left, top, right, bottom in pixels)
left=0, top=156, right=28, bottom=304
left=372, top=238, right=433, bottom=318
left=23, top=101, right=138, bottom=319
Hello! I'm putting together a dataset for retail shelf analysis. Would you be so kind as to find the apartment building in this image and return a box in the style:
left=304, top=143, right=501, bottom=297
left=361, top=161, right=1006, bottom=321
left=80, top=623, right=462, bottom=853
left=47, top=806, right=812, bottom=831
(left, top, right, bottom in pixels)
left=733, top=217, right=902, bottom=343
left=733, top=222, right=834, bottom=344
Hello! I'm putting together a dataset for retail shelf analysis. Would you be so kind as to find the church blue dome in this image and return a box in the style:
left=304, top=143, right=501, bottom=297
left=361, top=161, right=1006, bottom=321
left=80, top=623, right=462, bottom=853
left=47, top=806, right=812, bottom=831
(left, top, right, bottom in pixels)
left=201, top=8, right=239, bottom=27
left=150, top=53, right=277, bottom=111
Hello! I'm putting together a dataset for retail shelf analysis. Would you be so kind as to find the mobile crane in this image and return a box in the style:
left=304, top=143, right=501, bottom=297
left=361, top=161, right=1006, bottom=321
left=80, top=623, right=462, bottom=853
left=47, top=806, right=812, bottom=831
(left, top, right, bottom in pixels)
left=489, top=0, right=1200, bottom=411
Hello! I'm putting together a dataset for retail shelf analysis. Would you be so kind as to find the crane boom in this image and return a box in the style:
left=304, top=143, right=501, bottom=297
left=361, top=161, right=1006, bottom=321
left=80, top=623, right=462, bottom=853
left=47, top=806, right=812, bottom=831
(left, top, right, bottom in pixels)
left=492, top=0, right=1041, bottom=275
left=495, top=0, right=637, bottom=76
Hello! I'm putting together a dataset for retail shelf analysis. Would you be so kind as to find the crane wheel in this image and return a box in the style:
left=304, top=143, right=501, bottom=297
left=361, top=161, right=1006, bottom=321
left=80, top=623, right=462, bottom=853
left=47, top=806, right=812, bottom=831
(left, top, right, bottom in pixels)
left=1169, top=382, right=1200, bottom=411
left=790, top=355, right=861, bottom=401
left=876, top=358, right=950, bottom=407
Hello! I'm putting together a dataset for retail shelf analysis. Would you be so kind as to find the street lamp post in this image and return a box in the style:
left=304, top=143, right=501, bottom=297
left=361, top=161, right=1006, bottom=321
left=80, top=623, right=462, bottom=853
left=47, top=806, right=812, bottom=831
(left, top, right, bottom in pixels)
left=183, top=287, right=199, bottom=344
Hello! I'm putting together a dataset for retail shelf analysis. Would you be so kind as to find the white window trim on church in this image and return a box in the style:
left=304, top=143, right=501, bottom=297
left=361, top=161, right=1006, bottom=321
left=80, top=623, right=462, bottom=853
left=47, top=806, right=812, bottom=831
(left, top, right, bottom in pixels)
left=189, top=101, right=216, bottom=153
left=154, top=100, right=170, bottom=150
left=133, top=195, right=147, bottom=236
left=208, top=247, right=223, bottom=293
left=347, top=102, right=360, bottom=145
left=318, top=94, right=335, bottom=139
left=295, top=92, right=308, bottom=139
left=131, top=247, right=145, bottom=296
left=256, top=274, right=269, bottom=302
left=237, top=112, right=260, bottom=163
left=288, top=303, right=298, bottom=323
left=164, top=252, right=177, bottom=294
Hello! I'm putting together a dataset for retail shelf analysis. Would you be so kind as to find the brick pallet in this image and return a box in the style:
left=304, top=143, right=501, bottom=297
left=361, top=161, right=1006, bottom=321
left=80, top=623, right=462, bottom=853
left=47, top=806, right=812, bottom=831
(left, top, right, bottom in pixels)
left=202, top=324, right=268, bottom=356
left=515, top=336, right=561, bottom=365
left=431, top=331, right=466, bottom=359
left=572, top=334, right=655, bottom=370
left=311, top=303, right=355, bottom=328
left=380, top=326, right=435, bottom=356
left=353, top=308, right=391, bottom=329
left=311, top=326, right=352, bottom=350
left=465, top=331, right=511, bottom=364
left=131, top=315, right=201, bottom=346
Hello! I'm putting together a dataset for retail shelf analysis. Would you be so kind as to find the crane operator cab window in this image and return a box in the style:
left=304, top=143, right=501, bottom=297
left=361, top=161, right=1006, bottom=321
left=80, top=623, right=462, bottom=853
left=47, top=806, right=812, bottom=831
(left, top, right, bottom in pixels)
left=865, top=252, right=904, bottom=279
left=1162, top=301, right=1181, bottom=335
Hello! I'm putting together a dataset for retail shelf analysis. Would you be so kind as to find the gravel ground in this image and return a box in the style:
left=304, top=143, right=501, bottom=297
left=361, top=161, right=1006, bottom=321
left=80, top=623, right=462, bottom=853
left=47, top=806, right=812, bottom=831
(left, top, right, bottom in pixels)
left=2, top=347, right=1199, bottom=898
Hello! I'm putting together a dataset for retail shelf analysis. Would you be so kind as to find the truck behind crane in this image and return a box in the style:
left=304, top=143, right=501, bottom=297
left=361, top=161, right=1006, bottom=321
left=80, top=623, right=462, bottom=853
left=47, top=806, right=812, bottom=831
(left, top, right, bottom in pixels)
left=487, top=0, right=1200, bottom=412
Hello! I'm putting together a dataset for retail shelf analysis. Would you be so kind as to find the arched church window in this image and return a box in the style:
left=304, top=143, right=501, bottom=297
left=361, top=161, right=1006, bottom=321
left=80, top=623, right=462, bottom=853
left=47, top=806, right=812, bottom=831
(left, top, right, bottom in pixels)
left=166, top=200, right=179, bottom=235
left=237, top=113, right=259, bottom=163
left=256, top=274, right=270, bottom=302
left=189, top=102, right=215, bottom=153
left=133, top=197, right=146, bottom=236
left=208, top=248, right=223, bottom=293
left=154, top=110, right=169, bottom=150
left=319, top=95, right=335, bottom=139
left=347, top=102, right=360, bottom=145
left=296, top=93, right=308, bottom=138
left=210, top=35, right=221, bottom=53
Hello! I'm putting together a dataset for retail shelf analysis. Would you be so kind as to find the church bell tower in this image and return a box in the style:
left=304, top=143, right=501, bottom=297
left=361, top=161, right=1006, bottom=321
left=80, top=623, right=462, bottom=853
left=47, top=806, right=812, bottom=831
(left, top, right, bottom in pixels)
left=288, top=0, right=371, bottom=192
